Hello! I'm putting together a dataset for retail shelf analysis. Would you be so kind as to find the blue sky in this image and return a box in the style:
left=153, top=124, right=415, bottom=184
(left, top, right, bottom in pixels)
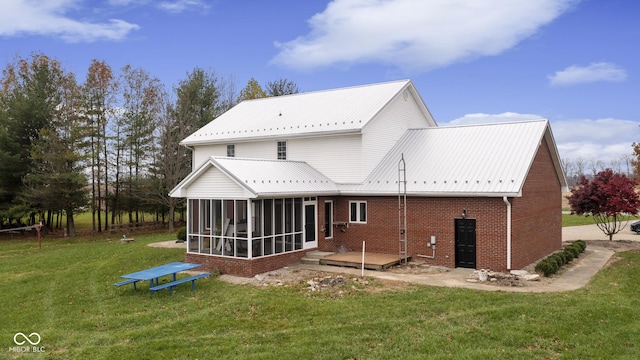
left=1, top=0, right=638, bottom=168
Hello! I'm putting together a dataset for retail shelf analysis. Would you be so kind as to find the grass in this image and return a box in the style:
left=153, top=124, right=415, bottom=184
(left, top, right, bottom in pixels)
left=2, top=233, right=640, bottom=359
left=562, top=213, right=639, bottom=227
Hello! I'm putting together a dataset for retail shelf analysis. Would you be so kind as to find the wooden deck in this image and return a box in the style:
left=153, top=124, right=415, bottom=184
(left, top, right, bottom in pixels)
left=319, top=252, right=406, bottom=270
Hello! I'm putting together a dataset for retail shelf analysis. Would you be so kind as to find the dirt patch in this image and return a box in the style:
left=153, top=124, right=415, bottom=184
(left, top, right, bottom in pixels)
left=581, top=239, right=640, bottom=251
left=220, top=267, right=412, bottom=296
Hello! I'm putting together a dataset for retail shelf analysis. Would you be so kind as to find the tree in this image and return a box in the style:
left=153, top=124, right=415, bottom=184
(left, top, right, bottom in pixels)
left=83, top=59, right=117, bottom=232
left=0, top=53, right=67, bottom=225
left=147, top=68, right=233, bottom=230
left=265, top=78, right=299, bottom=97
left=632, top=142, right=640, bottom=178
left=567, top=169, right=640, bottom=240
left=23, top=71, right=89, bottom=236
left=119, top=65, right=164, bottom=223
left=237, top=77, right=265, bottom=102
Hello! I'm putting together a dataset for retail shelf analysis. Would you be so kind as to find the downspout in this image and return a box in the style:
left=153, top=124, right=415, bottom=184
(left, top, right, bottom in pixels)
left=503, top=196, right=512, bottom=270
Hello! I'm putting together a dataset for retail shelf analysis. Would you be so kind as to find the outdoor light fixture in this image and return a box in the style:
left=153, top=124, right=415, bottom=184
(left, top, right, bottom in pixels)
left=462, top=209, right=467, bottom=219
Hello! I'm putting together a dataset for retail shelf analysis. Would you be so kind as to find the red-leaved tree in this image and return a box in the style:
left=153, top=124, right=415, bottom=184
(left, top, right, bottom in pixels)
left=567, top=169, right=640, bottom=241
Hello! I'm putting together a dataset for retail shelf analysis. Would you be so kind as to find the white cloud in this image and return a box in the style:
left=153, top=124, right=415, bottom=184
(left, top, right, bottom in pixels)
left=271, top=0, right=577, bottom=71
left=157, top=0, right=210, bottom=14
left=551, top=118, right=638, bottom=162
left=445, top=112, right=544, bottom=126
left=444, top=113, right=639, bottom=163
left=0, top=0, right=139, bottom=42
left=548, top=62, right=628, bottom=86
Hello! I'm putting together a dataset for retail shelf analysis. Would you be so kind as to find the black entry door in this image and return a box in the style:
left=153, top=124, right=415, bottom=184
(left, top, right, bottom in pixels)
left=455, top=219, right=476, bottom=268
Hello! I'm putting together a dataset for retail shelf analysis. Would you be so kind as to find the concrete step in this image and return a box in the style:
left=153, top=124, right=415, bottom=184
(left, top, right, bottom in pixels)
left=300, top=251, right=336, bottom=265
left=305, top=251, right=336, bottom=259
left=300, top=257, right=321, bottom=265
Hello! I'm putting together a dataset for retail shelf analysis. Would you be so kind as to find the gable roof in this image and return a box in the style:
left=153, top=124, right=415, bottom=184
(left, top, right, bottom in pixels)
left=347, top=119, right=568, bottom=197
left=181, top=79, right=435, bottom=146
left=169, top=157, right=339, bottom=198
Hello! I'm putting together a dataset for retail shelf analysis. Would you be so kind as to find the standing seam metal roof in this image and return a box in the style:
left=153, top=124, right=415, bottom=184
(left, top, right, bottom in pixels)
left=352, top=120, right=556, bottom=196
left=181, top=80, right=413, bottom=145
left=208, top=157, right=339, bottom=197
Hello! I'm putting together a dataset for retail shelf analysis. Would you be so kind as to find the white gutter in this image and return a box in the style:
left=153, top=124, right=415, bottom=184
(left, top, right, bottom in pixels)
left=503, top=196, right=512, bottom=270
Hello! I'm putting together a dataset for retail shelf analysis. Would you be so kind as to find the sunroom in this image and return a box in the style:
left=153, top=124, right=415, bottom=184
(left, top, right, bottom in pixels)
left=170, top=157, right=339, bottom=260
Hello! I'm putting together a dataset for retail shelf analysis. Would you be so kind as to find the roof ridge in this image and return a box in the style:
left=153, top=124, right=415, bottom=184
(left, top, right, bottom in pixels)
left=212, top=156, right=307, bottom=164
left=239, top=79, right=411, bottom=103
left=435, top=118, right=548, bottom=129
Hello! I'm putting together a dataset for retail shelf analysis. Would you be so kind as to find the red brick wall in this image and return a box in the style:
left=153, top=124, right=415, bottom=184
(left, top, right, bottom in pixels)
left=185, top=250, right=310, bottom=277
left=318, top=196, right=507, bottom=270
left=510, top=137, right=562, bottom=268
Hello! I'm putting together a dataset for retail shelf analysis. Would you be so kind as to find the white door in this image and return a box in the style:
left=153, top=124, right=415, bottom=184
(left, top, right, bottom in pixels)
left=303, top=199, right=317, bottom=249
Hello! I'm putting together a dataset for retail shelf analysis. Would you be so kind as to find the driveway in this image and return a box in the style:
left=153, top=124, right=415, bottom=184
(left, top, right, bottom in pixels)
left=563, top=223, right=640, bottom=241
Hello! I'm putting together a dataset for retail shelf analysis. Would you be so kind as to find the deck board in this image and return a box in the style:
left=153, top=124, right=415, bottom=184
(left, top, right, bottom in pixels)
left=320, top=252, right=406, bottom=270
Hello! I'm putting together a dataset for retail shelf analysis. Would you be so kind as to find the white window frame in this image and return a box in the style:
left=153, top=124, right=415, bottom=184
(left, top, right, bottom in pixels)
left=349, top=201, right=367, bottom=224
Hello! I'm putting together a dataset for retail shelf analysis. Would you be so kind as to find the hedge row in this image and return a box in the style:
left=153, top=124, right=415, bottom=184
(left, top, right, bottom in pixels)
left=534, top=240, right=587, bottom=277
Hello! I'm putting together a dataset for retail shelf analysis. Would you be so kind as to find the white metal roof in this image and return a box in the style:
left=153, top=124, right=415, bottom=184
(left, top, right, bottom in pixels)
left=170, top=157, right=339, bottom=198
left=171, top=120, right=567, bottom=198
left=349, top=119, right=568, bottom=197
left=181, top=79, right=434, bottom=145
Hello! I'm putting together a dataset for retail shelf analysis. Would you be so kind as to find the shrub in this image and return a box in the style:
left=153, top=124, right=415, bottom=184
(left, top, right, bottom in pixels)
left=554, top=252, right=568, bottom=265
left=548, top=253, right=565, bottom=268
left=535, top=258, right=558, bottom=277
left=176, top=227, right=187, bottom=242
left=565, top=244, right=580, bottom=258
left=534, top=241, right=589, bottom=277
left=574, top=240, right=587, bottom=252
left=563, top=248, right=575, bottom=262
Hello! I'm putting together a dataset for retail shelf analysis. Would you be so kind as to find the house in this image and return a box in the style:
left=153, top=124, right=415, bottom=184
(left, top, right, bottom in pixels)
left=170, top=80, right=568, bottom=277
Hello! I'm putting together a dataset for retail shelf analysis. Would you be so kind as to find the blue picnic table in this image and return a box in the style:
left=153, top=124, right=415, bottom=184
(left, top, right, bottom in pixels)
left=115, top=262, right=208, bottom=294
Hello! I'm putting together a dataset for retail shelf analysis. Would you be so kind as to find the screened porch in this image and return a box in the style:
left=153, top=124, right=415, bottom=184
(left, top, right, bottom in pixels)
left=187, top=197, right=317, bottom=259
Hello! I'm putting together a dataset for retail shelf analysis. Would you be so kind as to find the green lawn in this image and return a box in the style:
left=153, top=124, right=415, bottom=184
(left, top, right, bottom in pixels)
left=2, top=233, right=640, bottom=359
left=562, top=213, right=639, bottom=227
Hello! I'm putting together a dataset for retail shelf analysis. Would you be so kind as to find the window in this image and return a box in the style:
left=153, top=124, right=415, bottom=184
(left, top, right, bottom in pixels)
left=277, top=141, right=286, bottom=160
left=349, top=201, right=367, bottom=223
left=227, top=144, right=235, bottom=157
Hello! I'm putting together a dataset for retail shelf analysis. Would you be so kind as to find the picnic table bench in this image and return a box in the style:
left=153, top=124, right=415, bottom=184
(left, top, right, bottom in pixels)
left=114, top=278, right=139, bottom=290
left=150, top=272, right=211, bottom=295
left=114, top=262, right=206, bottom=294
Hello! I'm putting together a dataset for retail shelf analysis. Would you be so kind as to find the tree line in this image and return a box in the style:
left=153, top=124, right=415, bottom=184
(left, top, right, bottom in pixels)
left=561, top=155, right=638, bottom=188
left=0, top=53, right=298, bottom=235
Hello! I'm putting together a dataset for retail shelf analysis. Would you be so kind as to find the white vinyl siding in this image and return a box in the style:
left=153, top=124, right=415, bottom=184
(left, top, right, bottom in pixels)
left=361, top=90, right=433, bottom=178
left=192, top=135, right=363, bottom=183
left=187, top=167, right=246, bottom=198
left=193, top=144, right=226, bottom=168
left=287, top=134, right=362, bottom=183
